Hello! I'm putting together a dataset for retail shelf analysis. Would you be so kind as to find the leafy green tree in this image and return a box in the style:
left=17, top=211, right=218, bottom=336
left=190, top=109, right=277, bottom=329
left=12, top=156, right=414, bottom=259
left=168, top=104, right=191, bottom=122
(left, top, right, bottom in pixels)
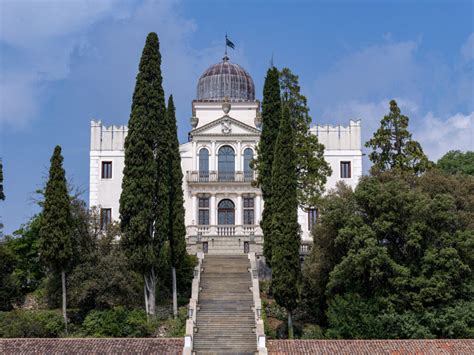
left=279, top=68, right=331, bottom=208
left=304, top=170, right=474, bottom=339
left=0, top=159, right=5, bottom=237
left=254, top=66, right=281, bottom=265
left=365, top=100, right=432, bottom=174
left=39, top=145, right=73, bottom=333
left=0, top=240, right=20, bottom=311
left=270, top=106, right=301, bottom=338
left=437, top=150, right=474, bottom=175
left=166, top=95, right=188, bottom=318
left=120, top=32, right=166, bottom=318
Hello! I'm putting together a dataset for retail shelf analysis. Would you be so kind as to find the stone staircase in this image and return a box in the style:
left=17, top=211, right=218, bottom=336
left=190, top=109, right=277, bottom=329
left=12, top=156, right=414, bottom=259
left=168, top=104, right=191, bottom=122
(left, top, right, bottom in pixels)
left=193, top=255, right=257, bottom=354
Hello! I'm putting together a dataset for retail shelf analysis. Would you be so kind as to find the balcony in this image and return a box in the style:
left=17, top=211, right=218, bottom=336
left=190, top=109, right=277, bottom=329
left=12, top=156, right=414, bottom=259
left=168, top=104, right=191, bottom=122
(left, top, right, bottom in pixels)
left=187, top=224, right=262, bottom=237
left=187, top=170, right=255, bottom=184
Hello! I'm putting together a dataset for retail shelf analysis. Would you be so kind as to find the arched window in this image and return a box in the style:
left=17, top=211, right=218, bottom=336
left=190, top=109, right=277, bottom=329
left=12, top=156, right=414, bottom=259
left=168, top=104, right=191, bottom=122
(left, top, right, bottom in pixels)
left=218, top=145, right=235, bottom=181
left=199, top=148, right=209, bottom=181
left=243, top=148, right=254, bottom=181
left=218, top=199, right=235, bottom=225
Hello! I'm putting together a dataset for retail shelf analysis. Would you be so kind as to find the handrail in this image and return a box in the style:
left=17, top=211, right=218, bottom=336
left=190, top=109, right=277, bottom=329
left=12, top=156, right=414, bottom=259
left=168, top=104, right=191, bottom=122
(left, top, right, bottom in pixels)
left=187, top=170, right=256, bottom=183
left=248, top=252, right=268, bottom=355
left=183, top=252, right=204, bottom=355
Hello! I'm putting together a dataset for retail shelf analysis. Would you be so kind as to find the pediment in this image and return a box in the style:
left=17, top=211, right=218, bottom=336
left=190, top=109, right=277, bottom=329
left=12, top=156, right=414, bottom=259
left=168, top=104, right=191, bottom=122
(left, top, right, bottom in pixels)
left=190, top=115, right=261, bottom=137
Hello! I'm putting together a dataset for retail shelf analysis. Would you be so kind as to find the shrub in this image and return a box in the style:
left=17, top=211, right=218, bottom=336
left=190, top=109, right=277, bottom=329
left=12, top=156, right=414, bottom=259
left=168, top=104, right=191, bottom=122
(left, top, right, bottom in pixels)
left=81, top=307, right=155, bottom=337
left=0, top=310, right=64, bottom=338
left=165, top=307, right=187, bottom=337
left=301, top=324, right=325, bottom=339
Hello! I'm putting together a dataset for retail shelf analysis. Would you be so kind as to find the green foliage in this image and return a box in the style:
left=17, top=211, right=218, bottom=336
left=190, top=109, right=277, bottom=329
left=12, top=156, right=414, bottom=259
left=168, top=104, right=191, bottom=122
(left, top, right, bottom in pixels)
left=166, top=95, right=188, bottom=277
left=39, top=146, right=73, bottom=272
left=279, top=68, right=331, bottom=208
left=164, top=306, right=187, bottom=337
left=120, top=32, right=166, bottom=275
left=301, top=324, right=325, bottom=339
left=0, top=310, right=64, bottom=338
left=365, top=100, right=432, bottom=175
left=9, top=215, right=44, bottom=295
left=0, top=241, right=20, bottom=311
left=303, top=169, right=474, bottom=339
left=255, top=66, right=281, bottom=265
left=81, top=306, right=154, bottom=337
left=437, top=150, right=474, bottom=175
left=270, top=106, right=301, bottom=316
left=68, top=227, right=142, bottom=312
left=0, top=159, right=4, bottom=201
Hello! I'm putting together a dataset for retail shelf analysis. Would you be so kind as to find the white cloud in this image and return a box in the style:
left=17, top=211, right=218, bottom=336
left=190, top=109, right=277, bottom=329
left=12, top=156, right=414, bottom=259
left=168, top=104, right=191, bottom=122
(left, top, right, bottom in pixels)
left=416, top=111, right=474, bottom=160
left=461, top=33, right=474, bottom=62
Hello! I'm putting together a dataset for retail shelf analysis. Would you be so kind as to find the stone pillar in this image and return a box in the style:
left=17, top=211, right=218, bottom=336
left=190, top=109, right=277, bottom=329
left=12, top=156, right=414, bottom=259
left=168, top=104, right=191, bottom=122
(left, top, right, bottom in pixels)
left=192, top=141, right=197, bottom=170
left=236, top=195, right=242, bottom=225
left=211, top=141, right=216, bottom=170
left=236, top=141, right=242, bottom=171
left=210, top=194, right=216, bottom=225
left=192, top=194, right=197, bottom=225
left=255, top=195, right=261, bottom=224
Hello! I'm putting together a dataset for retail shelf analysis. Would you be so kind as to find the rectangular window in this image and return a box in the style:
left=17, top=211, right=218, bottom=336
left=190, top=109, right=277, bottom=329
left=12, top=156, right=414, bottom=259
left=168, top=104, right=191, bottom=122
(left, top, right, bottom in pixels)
left=308, top=208, right=318, bottom=231
left=101, top=161, right=112, bottom=179
left=198, top=197, right=210, bottom=225
left=100, top=208, right=112, bottom=230
left=340, top=161, right=351, bottom=179
left=243, top=197, right=254, bottom=225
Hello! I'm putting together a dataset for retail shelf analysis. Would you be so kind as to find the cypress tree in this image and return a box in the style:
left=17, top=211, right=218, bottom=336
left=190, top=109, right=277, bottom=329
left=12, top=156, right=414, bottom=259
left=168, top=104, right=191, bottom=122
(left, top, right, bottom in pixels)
left=270, top=106, right=300, bottom=338
left=167, top=95, right=187, bottom=318
left=39, top=145, right=73, bottom=333
left=254, top=66, right=281, bottom=265
left=120, top=32, right=166, bottom=317
left=0, top=159, right=4, bottom=201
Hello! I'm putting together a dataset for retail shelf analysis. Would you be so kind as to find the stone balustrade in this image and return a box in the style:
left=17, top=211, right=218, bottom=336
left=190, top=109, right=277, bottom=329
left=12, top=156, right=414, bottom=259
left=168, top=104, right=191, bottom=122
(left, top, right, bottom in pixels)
left=187, top=170, right=256, bottom=183
left=187, top=224, right=263, bottom=237
left=248, top=252, right=268, bottom=355
left=183, top=252, right=204, bottom=355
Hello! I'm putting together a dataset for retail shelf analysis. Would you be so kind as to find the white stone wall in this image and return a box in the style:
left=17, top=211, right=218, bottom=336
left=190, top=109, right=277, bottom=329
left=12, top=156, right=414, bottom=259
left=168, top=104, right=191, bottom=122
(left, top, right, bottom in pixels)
left=89, top=115, right=362, bottom=247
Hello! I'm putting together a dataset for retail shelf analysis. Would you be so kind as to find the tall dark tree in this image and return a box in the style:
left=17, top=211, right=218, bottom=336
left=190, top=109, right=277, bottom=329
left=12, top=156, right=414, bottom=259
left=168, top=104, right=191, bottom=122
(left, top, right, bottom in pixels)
left=365, top=100, right=432, bottom=174
left=254, top=67, right=281, bottom=264
left=270, top=106, right=301, bottom=338
left=120, top=32, right=166, bottom=318
left=0, top=159, right=4, bottom=201
left=39, top=145, right=73, bottom=333
left=279, top=68, right=331, bottom=208
left=166, top=95, right=187, bottom=318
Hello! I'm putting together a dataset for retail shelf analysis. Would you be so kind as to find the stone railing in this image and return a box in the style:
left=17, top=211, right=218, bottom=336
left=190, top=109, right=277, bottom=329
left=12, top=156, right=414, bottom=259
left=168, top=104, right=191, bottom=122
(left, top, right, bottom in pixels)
left=300, top=240, right=313, bottom=256
left=248, top=253, right=268, bottom=355
left=187, top=225, right=263, bottom=238
left=183, top=252, right=204, bottom=355
left=187, top=170, right=256, bottom=183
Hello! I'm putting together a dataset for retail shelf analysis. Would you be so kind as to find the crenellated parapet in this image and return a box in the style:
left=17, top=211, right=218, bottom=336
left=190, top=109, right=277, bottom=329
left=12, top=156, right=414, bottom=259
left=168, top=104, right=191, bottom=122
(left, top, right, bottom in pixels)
left=90, top=120, right=128, bottom=151
left=310, top=119, right=361, bottom=150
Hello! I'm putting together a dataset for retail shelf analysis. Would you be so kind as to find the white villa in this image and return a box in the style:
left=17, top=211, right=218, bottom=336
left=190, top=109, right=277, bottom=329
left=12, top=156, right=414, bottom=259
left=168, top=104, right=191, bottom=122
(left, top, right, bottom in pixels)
left=89, top=55, right=362, bottom=255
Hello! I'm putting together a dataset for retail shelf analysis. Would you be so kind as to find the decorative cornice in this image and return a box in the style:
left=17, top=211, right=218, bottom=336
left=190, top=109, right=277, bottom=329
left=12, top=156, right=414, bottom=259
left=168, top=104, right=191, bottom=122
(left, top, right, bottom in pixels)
left=190, top=115, right=261, bottom=137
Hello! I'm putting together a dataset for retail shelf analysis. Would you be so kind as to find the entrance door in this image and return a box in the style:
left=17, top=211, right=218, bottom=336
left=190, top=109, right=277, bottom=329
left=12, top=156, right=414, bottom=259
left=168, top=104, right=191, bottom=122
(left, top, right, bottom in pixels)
left=218, top=199, right=235, bottom=225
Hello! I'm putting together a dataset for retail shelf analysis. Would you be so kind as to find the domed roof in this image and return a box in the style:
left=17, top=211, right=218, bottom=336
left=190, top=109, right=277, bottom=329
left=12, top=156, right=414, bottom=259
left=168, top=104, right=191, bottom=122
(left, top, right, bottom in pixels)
left=197, top=57, right=255, bottom=101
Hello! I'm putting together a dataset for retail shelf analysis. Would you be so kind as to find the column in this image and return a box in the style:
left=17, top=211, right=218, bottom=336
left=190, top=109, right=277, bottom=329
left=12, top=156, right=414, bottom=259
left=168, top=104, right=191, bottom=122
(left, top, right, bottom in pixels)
left=236, top=195, right=242, bottom=225
left=255, top=195, right=261, bottom=224
left=210, top=194, right=216, bottom=225
left=192, top=141, right=197, bottom=170
left=236, top=141, right=242, bottom=171
left=211, top=141, right=216, bottom=171
left=191, top=194, right=197, bottom=225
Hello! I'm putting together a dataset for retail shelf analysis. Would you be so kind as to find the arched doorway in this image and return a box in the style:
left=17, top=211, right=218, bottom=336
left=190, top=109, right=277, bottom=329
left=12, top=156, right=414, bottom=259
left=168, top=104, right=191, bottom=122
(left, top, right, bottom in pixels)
left=218, top=145, right=235, bottom=181
left=218, top=199, right=235, bottom=225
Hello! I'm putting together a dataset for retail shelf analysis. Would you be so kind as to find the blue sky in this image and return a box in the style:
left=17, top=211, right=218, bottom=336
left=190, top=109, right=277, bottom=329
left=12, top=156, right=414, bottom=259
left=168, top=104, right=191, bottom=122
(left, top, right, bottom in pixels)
left=1, top=0, right=473, bottom=235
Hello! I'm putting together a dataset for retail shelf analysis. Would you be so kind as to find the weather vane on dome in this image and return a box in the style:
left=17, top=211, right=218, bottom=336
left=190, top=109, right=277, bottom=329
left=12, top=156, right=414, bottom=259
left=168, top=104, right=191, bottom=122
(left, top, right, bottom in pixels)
left=224, top=34, right=235, bottom=61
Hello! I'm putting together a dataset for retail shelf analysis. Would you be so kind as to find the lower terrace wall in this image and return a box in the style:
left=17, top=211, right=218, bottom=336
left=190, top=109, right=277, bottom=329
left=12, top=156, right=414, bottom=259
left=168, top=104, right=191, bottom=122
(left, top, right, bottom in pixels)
left=2, top=338, right=472, bottom=354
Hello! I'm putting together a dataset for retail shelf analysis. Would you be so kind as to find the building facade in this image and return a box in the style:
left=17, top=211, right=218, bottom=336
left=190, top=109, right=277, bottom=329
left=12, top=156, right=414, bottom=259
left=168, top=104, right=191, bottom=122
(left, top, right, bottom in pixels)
left=89, top=56, right=362, bottom=255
